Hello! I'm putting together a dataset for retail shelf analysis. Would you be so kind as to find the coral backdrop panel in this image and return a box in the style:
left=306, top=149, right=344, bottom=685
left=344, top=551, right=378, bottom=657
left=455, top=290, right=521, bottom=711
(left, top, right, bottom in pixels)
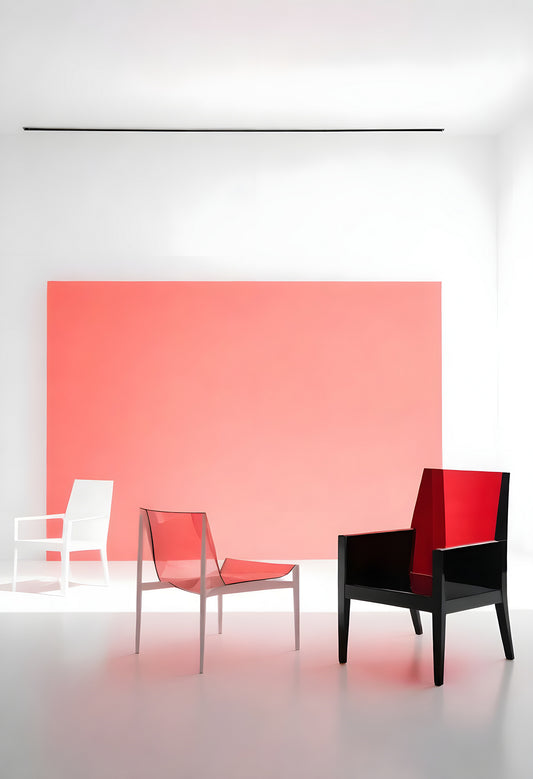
left=47, top=281, right=441, bottom=560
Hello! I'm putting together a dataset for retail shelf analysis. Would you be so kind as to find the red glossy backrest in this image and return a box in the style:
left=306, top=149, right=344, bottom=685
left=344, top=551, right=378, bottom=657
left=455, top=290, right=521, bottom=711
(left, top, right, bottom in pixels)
left=409, top=469, right=503, bottom=595
left=143, top=509, right=223, bottom=592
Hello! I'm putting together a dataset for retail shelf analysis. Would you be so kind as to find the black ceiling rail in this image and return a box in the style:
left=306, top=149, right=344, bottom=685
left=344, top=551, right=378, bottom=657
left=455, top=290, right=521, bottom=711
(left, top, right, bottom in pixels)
left=23, top=127, right=445, bottom=133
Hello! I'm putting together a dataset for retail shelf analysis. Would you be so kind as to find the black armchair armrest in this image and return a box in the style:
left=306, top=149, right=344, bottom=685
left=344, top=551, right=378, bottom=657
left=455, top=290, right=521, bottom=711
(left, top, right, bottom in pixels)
left=433, top=540, right=506, bottom=591
left=339, top=529, right=414, bottom=590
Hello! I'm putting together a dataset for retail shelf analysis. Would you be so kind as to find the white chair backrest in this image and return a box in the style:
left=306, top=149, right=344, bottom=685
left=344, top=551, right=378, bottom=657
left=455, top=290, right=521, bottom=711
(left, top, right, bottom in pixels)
left=64, top=479, right=114, bottom=545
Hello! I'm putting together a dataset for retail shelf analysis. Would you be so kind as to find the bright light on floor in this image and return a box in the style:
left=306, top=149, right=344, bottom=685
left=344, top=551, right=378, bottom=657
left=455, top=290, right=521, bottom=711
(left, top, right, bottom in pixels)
left=1, top=554, right=531, bottom=613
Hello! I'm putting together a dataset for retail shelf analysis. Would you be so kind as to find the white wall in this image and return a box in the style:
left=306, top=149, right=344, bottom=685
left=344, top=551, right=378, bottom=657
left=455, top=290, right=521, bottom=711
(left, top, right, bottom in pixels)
left=0, top=130, right=500, bottom=558
left=498, top=110, right=533, bottom=553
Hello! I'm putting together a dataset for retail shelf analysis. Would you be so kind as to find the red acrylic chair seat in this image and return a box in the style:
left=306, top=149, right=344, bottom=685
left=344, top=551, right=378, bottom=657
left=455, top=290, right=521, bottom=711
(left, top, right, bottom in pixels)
left=143, top=509, right=295, bottom=592
left=157, top=571, right=225, bottom=595
left=220, top=558, right=294, bottom=586
left=156, top=559, right=294, bottom=594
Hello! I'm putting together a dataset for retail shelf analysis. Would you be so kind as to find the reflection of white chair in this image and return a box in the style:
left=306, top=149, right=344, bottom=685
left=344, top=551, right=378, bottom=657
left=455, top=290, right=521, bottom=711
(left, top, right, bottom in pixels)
left=13, top=479, right=114, bottom=594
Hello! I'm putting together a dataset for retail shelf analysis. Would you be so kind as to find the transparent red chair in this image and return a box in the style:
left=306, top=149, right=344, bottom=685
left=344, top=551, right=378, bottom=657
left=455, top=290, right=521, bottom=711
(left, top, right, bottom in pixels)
left=135, top=509, right=300, bottom=672
left=338, top=469, right=513, bottom=685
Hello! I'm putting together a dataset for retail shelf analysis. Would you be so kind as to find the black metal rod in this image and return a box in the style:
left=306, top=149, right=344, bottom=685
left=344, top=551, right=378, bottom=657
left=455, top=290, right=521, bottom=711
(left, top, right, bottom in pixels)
left=23, top=126, right=445, bottom=133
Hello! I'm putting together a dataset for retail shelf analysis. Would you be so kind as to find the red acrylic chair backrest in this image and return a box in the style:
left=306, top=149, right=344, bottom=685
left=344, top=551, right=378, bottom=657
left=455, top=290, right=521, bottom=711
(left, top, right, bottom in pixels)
left=409, top=469, right=505, bottom=595
left=142, top=509, right=223, bottom=593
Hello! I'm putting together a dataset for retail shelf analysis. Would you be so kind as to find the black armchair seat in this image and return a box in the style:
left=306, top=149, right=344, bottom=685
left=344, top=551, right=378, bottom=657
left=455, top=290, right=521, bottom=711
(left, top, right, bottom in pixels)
left=338, top=469, right=514, bottom=685
left=444, top=581, right=499, bottom=601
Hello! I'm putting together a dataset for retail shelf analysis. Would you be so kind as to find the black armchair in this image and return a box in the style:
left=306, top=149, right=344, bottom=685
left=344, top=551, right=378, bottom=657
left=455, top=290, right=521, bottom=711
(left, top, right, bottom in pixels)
left=338, top=469, right=513, bottom=685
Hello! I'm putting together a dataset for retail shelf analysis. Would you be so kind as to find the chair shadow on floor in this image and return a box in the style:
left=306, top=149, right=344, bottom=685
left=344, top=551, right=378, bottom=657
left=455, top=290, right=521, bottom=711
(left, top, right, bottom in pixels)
left=127, top=611, right=300, bottom=680
left=338, top=611, right=514, bottom=688
left=0, top=579, right=82, bottom=595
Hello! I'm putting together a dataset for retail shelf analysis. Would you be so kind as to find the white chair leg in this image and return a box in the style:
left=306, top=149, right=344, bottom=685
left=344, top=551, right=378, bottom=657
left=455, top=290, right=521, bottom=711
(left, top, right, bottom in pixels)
left=293, top=565, right=300, bottom=651
left=60, top=551, right=69, bottom=595
left=218, top=594, right=223, bottom=634
left=12, top=546, right=18, bottom=592
left=135, top=514, right=144, bottom=654
left=100, top=549, right=110, bottom=585
left=199, top=593, right=207, bottom=674
left=135, top=583, right=142, bottom=654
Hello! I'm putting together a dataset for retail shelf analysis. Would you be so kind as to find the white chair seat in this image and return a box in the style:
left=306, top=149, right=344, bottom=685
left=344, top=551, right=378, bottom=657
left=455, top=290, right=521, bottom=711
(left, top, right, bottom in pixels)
left=15, top=538, right=104, bottom=552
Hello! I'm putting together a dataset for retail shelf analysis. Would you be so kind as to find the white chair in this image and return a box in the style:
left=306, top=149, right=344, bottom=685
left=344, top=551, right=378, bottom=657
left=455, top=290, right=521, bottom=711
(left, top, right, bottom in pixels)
left=13, top=479, right=114, bottom=594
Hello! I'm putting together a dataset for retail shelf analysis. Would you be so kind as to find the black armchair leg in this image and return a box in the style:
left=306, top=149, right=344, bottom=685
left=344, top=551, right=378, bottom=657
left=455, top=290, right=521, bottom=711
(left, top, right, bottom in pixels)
left=432, top=608, right=446, bottom=686
left=338, top=597, right=351, bottom=663
left=495, top=600, right=514, bottom=660
left=410, top=609, right=423, bottom=635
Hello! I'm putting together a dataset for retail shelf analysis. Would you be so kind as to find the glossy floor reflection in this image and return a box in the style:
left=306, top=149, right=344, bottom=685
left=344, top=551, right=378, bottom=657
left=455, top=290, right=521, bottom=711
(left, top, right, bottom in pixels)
left=1, top=603, right=532, bottom=778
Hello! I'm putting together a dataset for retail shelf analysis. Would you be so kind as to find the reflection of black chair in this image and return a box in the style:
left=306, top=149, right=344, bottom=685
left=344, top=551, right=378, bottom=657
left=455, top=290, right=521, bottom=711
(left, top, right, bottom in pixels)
left=338, top=469, right=514, bottom=685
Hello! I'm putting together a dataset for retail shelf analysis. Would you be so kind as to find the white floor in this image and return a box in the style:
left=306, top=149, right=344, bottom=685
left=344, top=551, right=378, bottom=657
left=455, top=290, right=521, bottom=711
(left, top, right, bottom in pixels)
left=1, top=561, right=532, bottom=779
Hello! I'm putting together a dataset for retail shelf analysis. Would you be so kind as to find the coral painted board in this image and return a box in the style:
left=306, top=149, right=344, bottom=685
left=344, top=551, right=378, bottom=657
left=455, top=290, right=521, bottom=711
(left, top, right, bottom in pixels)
left=47, top=281, right=441, bottom=560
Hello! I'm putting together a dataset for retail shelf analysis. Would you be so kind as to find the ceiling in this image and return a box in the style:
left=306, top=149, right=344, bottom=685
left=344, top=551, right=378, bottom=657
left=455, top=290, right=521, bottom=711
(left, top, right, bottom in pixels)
left=1, top=0, right=533, bottom=134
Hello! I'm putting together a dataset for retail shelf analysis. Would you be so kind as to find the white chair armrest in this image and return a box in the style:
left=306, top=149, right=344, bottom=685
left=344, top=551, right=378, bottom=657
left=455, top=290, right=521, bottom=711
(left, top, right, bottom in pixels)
left=68, top=514, right=107, bottom=523
left=14, top=514, right=64, bottom=541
